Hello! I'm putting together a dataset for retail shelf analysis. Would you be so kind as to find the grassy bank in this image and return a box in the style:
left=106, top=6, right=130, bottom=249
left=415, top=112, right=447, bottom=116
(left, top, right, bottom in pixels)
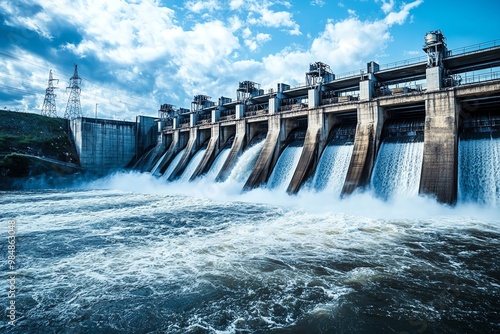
left=0, top=110, right=80, bottom=180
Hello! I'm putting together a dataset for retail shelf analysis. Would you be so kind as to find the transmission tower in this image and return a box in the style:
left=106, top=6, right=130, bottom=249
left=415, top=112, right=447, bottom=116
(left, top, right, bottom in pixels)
left=64, top=64, right=82, bottom=120
left=41, top=70, right=58, bottom=117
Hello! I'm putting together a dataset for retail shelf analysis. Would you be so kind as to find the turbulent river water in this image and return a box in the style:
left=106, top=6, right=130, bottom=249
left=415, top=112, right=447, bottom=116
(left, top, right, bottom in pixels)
left=1, top=136, right=499, bottom=333
left=1, top=173, right=499, bottom=334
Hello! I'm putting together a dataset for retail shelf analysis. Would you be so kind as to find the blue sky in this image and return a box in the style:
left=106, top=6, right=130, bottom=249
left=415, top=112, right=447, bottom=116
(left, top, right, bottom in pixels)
left=0, top=0, right=499, bottom=120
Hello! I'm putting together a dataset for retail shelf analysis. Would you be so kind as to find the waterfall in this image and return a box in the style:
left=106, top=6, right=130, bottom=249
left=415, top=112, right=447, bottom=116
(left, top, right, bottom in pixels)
left=371, top=137, right=424, bottom=199
left=179, top=149, right=207, bottom=181
left=226, top=140, right=265, bottom=183
left=150, top=151, right=168, bottom=175
left=161, top=149, right=185, bottom=180
left=459, top=136, right=500, bottom=205
left=267, top=143, right=303, bottom=191
left=312, top=143, right=353, bottom=195
left=312, top=124, right=356, bottom=195
left=204, top=148, right=230, bottom=180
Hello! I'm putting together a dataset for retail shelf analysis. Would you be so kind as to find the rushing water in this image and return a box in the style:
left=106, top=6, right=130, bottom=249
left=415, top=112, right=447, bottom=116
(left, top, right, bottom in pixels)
left=150, top=151, right=168, bottom=175
left=225, top=140, right=265, bottom=183
left=267, top=143, right=303, bottom=191
left=1, top=133, right=499, bottom=334
left=1, top=175, right=498, bottom=334
left=312, top=143, right=354, bottom=195
left=161, top=149, right=185, bottom=180
left=371, top=138, right=424, bottom=200
left=178, top=149, right=207, bottom=181
left=204, top=148, right=231, bottom=180
left=459, top=137, right=500, bottom=205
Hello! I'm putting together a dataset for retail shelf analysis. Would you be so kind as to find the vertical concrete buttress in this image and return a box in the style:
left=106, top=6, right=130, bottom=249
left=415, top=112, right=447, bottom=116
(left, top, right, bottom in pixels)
left=168, top=128, right=199, bottom=180
left=190, top=125, right=221, bottom=180
left=154, top=130, right=184, bottom=175
left=215, top=120, right=247, bottom=182
left=419, top=90, right=458, bottom=204
left=342, top=101, right=384, bottom=195
left=287, top=109, right=324, bottom=193
left=243, top=115, right=281, bottom=190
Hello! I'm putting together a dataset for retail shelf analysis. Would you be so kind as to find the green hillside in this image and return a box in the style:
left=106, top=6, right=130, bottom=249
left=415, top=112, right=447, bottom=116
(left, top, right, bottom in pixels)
left=0, top=110, right=79, bottom=179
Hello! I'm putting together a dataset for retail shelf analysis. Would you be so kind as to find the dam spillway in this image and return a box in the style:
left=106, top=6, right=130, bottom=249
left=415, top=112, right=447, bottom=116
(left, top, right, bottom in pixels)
left=71, top=31, right=500, bottom=205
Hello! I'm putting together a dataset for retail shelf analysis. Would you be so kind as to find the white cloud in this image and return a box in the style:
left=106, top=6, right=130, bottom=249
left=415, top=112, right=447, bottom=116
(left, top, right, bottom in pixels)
left=0, top=0, right=424, bottom=119
left=247, top=6, right=301, bottom=35
left=185, top=0, right=221, bottom=13
left=311, top=0, right=325, bottom=6
left=380, top=0, right=395, bottom=14
left=260, top=1, right=423, bottom=86
left=243, top=31, right=272, bottom=52
left=229, top=0, right=245, bottom=10
left=228, top=15, right=243, bottom=31
left=256, top=33, right=271, bottom=43
left=384, top=0, right=423, bottom=25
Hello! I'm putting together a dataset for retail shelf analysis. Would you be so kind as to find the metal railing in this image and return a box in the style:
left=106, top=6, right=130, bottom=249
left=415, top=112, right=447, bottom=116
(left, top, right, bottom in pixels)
left=278, top=103, right=308, bottom=113
left=449, top=39, right=500, bottom=57
left=334, top=39, right=500, bottom=80
left=244, top=109, right=269, bottom=117
left=219, top=114, right=236, bottom=121
left=459, top=70, right=500, bottom=85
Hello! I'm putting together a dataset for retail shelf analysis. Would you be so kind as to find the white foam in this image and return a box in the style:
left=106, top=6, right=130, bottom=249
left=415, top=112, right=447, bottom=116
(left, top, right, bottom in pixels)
left=371, top=140, right=424, bottom=200
left=267, top=145, right=303, bottom=191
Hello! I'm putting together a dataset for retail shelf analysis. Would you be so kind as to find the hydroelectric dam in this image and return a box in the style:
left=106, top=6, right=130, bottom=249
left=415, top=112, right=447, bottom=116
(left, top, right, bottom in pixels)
left=71, top=31, right=500, bottom=205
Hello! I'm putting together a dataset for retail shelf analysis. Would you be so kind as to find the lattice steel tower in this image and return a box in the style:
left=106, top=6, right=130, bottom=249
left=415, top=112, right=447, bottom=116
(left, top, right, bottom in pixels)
left=41, top=70, right=58, bottom=117
left=64, top=64, right=82, bottom=120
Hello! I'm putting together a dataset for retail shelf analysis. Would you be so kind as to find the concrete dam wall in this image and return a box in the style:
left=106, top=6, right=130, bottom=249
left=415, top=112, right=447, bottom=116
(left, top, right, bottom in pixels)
left=152, top=80, right=500, bottom=205
left=71, top=116, right=157, bottom=174
left=77, top=32, right=500, bottom=204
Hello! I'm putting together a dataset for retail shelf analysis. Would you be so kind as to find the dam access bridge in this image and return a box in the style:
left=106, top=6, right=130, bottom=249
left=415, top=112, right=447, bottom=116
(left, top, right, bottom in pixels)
left=78, top=31, right=500, bottom=205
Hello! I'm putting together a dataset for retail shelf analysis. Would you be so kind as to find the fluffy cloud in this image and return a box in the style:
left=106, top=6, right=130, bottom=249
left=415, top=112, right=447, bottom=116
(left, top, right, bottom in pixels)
left=0, top=0, right=424, bottom=119
left=379, top=0, right=395, bottom=13
left=185, top=0, right=221, bottom=13
left=384, top=0, right=423, bottom=25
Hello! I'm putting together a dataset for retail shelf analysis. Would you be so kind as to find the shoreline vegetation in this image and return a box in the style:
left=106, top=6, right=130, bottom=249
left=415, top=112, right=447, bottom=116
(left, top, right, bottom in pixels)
left=0, top=110, right=80, bottom=189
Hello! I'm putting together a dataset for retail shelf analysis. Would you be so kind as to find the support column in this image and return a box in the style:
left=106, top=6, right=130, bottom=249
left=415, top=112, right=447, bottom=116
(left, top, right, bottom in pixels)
left=426, top=67, right=443, bottom=91
left=419, top=90, right=458, bottom=204
left=287, top=108, right=324, bottom=193
left=168, top=127, right=199, bottom=180
left=308, top=87, right=320, bottom=108
left=342, top=101, right=384, bottom=195
left=154, top=129, right=183, bottom=175
left=173, top=116, right=180, bottom=130
left=360, top=73, right=376, bottom=101
left=191, top=124, right=221, bottom=180
left=269, top=97, right=279, bottom=115
left=236, top=104, right=245, bottom=120
left=243, top=115, right=281, bottom=190
left=216, top=120, right=247, bottom=182
left=190, top=113, right=198, bottom=127
left=212, top=109, right=220, bottom=123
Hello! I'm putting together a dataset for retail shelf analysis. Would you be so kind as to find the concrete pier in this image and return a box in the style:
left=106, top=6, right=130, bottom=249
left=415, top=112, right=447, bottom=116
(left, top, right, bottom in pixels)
left=287, top=109, right=323, bottom=194
left=244, top=116, right=281, bottom=189
left=168, top=128, right=200, bottom=180
left=154, top=129, right=188, bottom=175
left=342, top=102, right=384, bottom=195
left=419, top=90, right=458, bottom=203
left=191, top=125, right=221, bottom=180
left=216, top=120, right=246, bottom=182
